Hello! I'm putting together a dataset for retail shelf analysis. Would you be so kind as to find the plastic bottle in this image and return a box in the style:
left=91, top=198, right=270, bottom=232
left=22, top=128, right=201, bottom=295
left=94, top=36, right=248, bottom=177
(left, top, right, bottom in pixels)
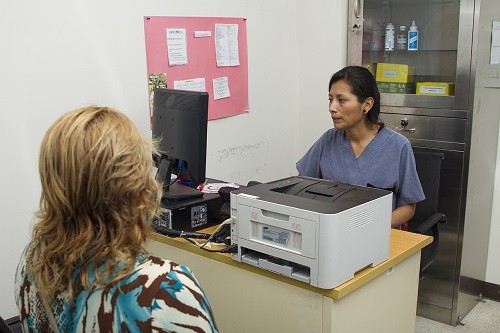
left=384, top=22, right=395, bottom=51
left=371, top=22, right=383, bottom=52
left=397, top=25, right=407, bottom=50
left=408, top=20, right=419, bottom=51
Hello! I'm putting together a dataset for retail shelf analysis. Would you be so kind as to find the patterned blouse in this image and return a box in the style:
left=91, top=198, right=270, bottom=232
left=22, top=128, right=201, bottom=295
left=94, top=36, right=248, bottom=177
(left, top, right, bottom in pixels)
left=15, top=245, right=219, bottom=332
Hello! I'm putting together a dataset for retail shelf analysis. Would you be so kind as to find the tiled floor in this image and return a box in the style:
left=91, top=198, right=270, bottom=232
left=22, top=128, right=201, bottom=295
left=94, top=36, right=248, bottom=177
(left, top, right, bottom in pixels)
left=415, top=299, right=500, bottom=332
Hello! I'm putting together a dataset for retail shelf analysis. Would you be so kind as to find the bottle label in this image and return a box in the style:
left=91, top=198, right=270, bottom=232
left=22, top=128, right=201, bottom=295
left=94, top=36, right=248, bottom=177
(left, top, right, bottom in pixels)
left=408, top=31, right=418, bottom=50
left=385, top=32, right=394, bottom=51
left=397, top=34, right=407, bottom=50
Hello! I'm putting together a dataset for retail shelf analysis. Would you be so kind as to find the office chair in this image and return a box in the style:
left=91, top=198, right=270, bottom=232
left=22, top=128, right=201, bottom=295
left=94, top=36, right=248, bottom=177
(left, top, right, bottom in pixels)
left=407, top=151, right=447, bottom=275
left=218, top=181, right=262, bottom=218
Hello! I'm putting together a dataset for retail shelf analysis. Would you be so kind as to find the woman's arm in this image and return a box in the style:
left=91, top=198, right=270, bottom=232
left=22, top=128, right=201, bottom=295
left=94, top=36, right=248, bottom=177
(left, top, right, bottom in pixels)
left=391, top=203, right=416, bottom=228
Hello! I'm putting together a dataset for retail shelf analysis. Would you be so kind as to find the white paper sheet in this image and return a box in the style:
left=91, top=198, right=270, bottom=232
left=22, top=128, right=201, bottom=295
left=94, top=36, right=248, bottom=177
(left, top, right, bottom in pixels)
left=490, top=21, right=500, bottom=65
left=166, top=28, right=187, bottom=66
left=215, top=24, right=240, bottom=67
left=213, top=77, right=230, bottom=100
left=173, top=78, right=206, bottom=92
left=194, top=30, right=212, bottom=38
left=201, top=182, right=239, bottom=193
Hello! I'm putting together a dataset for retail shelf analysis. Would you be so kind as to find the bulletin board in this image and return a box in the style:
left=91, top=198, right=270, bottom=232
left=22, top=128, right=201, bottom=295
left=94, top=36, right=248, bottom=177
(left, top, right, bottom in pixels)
left=144, top=16, right=249, bottom=120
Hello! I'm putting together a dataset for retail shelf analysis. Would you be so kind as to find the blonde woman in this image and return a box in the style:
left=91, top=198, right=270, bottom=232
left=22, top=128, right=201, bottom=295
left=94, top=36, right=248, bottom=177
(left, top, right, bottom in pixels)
left=15, top=106, right=218, bottom=332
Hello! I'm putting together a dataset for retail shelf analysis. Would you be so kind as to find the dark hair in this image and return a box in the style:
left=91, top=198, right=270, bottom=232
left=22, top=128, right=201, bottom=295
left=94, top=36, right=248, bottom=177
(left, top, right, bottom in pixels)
left=329, top=66, right=381, bottom=125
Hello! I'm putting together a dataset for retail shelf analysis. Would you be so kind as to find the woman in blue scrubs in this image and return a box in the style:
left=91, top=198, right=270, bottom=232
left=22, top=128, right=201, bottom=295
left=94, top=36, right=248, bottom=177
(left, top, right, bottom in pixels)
left=296, top=66, right=425, bottom=228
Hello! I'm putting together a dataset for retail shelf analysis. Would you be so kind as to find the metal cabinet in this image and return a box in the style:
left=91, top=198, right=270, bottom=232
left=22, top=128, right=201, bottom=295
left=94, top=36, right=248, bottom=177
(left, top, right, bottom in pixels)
left=348, top=0, right=499, bottom=326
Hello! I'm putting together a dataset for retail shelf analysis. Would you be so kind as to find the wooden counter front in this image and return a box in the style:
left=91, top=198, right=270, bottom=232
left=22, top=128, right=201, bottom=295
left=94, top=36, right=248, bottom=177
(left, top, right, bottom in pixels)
left=149, top=228, right=431, bottom=299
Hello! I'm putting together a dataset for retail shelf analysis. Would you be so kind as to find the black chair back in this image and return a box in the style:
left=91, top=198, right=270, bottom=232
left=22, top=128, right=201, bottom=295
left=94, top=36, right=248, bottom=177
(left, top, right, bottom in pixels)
left=408, top=151, right=446, bottom=274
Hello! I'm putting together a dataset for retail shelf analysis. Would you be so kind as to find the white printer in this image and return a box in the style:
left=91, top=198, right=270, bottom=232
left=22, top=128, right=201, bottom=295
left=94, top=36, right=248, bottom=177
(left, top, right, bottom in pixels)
left=229, top=176, right=392, bottom=289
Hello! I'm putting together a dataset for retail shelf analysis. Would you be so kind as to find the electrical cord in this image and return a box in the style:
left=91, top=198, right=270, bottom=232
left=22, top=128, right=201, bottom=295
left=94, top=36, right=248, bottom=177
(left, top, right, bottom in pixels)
left=198, top=217, right=234, bottom=249
left=152, top=217, right=237, bottom=253
left=182, top=237, right=238, bottom=253
left=191, top=217, right=236, bottom=253
left=152, top=224, right=211, bottom=239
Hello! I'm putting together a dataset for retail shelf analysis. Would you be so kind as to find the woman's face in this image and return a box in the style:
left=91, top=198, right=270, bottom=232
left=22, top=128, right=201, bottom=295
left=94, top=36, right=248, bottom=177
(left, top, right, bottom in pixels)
left=328, top=80, right=368, bottom=130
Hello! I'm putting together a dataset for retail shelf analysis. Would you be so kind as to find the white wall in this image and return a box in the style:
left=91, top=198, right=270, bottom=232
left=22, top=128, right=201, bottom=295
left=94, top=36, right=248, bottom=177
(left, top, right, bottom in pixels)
left=0, top=0, right=319, bottom=318
left=488, top=123, right=500, bottom=284
left=296, top=0, right=348, bottom=155
left=207, top=1, right=300, bottom=184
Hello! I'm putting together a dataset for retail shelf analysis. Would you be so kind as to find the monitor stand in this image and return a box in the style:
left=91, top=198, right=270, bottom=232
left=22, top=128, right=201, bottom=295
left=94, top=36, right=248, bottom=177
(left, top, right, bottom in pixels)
left=156, top=157, right=204, bottom=201
left=163, top=181, right=204, bottom=201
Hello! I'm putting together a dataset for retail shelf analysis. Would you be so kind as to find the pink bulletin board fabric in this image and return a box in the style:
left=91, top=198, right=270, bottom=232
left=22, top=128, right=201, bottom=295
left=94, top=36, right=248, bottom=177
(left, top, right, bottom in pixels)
left=144, top=16, right=249, bottom=120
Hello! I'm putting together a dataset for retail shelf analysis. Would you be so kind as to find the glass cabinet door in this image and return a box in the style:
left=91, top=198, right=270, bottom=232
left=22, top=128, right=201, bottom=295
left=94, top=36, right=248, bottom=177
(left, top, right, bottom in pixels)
left=348, top=0, right=474, bottom=110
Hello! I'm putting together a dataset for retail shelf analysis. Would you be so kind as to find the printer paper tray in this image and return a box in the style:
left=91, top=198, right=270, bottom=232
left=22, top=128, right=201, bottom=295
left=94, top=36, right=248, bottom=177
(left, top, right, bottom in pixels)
left=241, top=248, right=311, bottom=284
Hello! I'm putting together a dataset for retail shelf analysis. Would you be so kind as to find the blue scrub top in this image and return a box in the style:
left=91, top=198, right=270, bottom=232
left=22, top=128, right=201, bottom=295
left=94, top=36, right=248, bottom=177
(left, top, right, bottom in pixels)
left=296, top=127, right=425, bottom=210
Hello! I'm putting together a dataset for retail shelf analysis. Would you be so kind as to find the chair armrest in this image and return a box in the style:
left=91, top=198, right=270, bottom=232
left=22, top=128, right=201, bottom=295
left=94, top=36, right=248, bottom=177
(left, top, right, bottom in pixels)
left=416, top=213, right=446, bottom=234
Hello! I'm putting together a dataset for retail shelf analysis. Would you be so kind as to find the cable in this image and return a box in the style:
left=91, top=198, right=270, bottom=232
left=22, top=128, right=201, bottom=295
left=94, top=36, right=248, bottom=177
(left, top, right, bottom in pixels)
left=152, top=224, right=211, bottom=239
left=183, top=217, right=235, bottom=253
left=152, top=217, right=236, bottom=253
left=193, top=217, right=236, bottom=253
left=220, top=243, right=238, bottom=253
left=198, top=217, right=234, bottom=249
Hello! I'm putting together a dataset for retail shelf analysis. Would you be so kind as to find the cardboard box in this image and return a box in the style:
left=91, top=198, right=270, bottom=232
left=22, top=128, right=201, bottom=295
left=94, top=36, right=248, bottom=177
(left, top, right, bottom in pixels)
left=377, top=81, right=415, bottom=94
left=376, top=63, right=415, bottom=83
left=364, top=63, right=377, bottom=78
left=416, top=82, right=455, bottom=96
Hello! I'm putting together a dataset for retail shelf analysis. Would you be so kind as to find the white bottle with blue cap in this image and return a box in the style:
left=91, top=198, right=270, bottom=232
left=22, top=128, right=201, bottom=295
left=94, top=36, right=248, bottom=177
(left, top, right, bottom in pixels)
left=408, top=20, right=419, bottom=51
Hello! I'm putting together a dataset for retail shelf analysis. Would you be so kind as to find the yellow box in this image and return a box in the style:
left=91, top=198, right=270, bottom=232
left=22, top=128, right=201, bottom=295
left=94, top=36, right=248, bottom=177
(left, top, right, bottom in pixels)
left=416, top=82, right=455, bottom=96
left=375, top=63, right=415, bottom=83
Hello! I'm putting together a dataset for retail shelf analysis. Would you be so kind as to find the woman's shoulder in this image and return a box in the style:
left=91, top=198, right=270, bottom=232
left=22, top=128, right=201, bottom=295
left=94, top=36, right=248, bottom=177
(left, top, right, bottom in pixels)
left=379, top=126, right=411, bottom=147
left=133, top=255, right=196, bottom=281
left=320, top=128, right=345, bottom=141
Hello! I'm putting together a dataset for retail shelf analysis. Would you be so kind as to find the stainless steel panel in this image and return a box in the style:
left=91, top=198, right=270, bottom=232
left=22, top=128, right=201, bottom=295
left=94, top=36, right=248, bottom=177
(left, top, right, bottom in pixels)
left=456, top=0, right=476, bottom=109
left=380, top=112, right=467, bottom=150
left=348, top=0, right=364, bottom=66
left=456, top=279, right=484, bottom=324
left=382, top=111, right=467, bottom=325
left=381, top=106, right=468, bottom=119
left=381, top=94, right=457, bottom=110
left=417, top=302, right=454, bottom=326
left=415, top=149, right=464, bottom=317
left=401, top=147, right=466, bottom=325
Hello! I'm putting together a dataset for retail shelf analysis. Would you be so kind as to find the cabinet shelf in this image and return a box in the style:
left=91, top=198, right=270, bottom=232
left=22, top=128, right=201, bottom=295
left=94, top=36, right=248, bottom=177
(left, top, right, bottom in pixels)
left=363, top=49, right=458, bottom=54
left=370, top=0, right=459, bottom=5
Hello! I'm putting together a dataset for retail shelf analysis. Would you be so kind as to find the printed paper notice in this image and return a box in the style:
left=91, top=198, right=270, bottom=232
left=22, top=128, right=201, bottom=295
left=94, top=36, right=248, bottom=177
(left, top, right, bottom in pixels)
left=490, top=21, right=500, bottom=65
left=213, top=77, right=230, bottom=100
left=166, top=28, right=187, bottom=66
left=173, top=78, right=206, bottom=92
left=194, top=31, right=211, bottom=38
left=215, top=24, right=239, bottom=67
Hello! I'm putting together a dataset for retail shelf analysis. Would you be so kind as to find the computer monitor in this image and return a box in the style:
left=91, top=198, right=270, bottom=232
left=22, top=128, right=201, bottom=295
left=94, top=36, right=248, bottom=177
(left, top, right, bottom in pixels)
left=152, top=88, right=209, bottom=201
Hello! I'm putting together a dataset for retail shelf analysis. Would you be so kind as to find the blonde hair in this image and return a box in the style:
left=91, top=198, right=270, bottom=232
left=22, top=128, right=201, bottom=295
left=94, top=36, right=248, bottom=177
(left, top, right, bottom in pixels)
left=29, top=106, right=162, bottom=299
